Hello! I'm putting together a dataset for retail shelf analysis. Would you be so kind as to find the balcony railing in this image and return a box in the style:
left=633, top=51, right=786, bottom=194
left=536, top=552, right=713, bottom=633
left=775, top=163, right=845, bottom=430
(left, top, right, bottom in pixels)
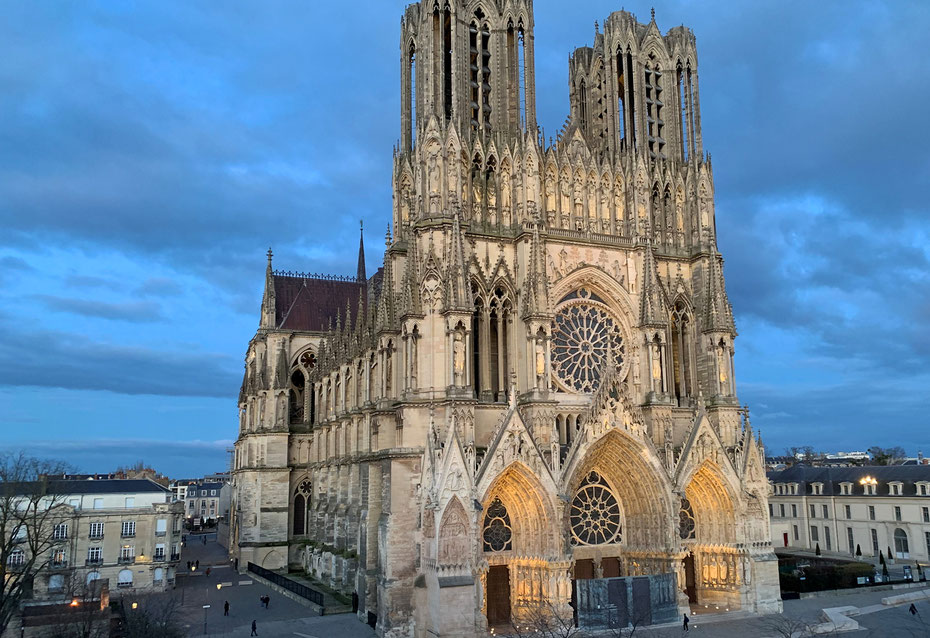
left=89, top=534, right=104, bottom=540
left=153, top=554, right=166, bottom=562
left=155, top=531, right=167, bottom=537
left=117, top=582, right=132, bottom=589
left=49, top=561, right=69, bottom=570
left=120, top=533, right=135, bottom=539
left=170, top=553, right=180, bottom=561
left=117, top=556, right=135, bottom=565
left=85, top=558, right=103, bottom=567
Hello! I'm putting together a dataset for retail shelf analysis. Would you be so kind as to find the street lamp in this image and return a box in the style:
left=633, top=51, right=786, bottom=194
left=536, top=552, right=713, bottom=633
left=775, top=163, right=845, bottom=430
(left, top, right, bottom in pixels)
left=202, top=604, right=210, bottom=635
left=131, top=602, right=138, bottom=610
left=216, top=584, right=222, bottom=591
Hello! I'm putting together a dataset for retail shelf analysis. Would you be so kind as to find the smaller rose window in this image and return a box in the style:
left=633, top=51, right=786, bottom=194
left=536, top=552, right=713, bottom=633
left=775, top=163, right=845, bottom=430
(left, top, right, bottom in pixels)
left=570, top=471, right=622, bottom=546
left=482, top=498, right=513, bottom=552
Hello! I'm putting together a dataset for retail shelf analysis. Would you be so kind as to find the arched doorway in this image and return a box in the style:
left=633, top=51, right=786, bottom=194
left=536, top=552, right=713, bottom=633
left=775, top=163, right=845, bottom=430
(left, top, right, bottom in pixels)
left=894, top=528, right=910, bottom=559
left=479, top=463, right=563, bottom=628
left=681, top=461, right=739, bottom=611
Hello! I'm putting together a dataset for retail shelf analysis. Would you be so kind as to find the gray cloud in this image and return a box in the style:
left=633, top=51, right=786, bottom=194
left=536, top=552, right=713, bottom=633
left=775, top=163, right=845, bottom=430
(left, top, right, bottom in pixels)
left=34, top=294, right=165, bottom=323
left=0, top=322, right=240, bottom=398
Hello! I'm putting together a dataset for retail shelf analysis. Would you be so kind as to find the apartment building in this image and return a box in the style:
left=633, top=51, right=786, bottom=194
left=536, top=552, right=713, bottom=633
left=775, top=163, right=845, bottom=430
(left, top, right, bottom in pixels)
left=185, top=482, right=226, bottom=523
left=17, top=479, right=184, bottom=599
left=769, top=466, right=930, bottom=564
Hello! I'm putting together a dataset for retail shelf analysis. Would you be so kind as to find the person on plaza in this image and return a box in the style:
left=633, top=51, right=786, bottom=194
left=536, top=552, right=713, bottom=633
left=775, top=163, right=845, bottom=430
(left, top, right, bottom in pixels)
left=265, top=595, right=270, bottom=609
left=683, top=613, right=690, bottom=631
left=206, top=567, right=211, bottom=577
left=195, top=560, right=199, bottom=570
left=224, top=601, right=229, bottom=616
left=251, top=620, right=257, bottom=636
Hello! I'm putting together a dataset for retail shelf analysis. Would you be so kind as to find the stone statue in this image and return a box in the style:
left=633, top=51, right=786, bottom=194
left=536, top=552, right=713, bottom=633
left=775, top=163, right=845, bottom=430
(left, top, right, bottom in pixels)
left=453, top=331, right=465, bottom=386
left=535, top=341, right=546, bottom=383
left=560, top=173, right=571, bottom=213
left=545, top=174, right=555, bottom=214
left=651, top=342, right=662, bottom=383
left=717, top=346, right=729, bottom=386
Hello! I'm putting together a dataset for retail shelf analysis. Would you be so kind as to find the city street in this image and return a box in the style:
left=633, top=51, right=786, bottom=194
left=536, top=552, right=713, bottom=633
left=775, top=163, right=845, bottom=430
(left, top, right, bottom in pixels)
left=173, top=532, right=374, bottom=637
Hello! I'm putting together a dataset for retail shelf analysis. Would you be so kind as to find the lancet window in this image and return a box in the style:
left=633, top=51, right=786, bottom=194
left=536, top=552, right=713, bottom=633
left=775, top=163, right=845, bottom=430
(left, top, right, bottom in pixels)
left=643, top=58, right=665, bottom=158
left=670, top=302, right=693, bottom=405
left=507, top=21, right=527, bottom=131
left=482, top=497, right=513, bottom=552
left=290, top=351, right=315, bottom=424
left=551, top=288, right=625, bottom=393
left=469, top=10, right=491, bottom=134
left=292, top=479, right=312, bottom=536
left=472, top=285, right=513, bottom=401
left=407, top=43, right=417, bottom=151
left=570, top=471, right=622, bottom=546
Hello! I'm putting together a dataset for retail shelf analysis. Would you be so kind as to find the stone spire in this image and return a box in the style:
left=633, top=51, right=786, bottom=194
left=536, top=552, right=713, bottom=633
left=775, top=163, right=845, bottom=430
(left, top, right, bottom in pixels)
left=357, top=220, right=367, bottom=283
left=260, top=248, right=276, bottom=329
left=638, top=242, right=667, bottom=327
left=703, top=254, right=735, bottom=334
left=522, top=219, right=550, bottom=319
left=377, top=225, right=397, bottom=330
left=402, top=231, right=422, bottom=316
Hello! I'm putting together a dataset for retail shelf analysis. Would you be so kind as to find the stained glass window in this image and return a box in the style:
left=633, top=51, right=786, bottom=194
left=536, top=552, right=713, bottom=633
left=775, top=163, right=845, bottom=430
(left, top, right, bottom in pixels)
left=570, top=471, right=621, bottom=545
left=551, top=289, right=624, bottom=393
left=679, top=498, right=696, bottom=540
left=482, top=497, right=513, bottom=552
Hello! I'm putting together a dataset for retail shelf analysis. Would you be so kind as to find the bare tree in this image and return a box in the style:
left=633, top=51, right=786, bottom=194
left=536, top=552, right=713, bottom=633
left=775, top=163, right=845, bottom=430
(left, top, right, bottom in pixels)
left=0, top=452, right=73, bottom=636
left=761, top=614, right=815, bottom=638
left=505, top=599, right=590, bottom=638
left=45, top=573, right=112, bottom=638
left=120, top=594, right=186, bottom=638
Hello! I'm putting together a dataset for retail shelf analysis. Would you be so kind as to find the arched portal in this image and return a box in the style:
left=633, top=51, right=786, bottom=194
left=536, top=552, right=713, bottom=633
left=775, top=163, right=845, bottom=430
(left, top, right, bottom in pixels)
left=479, top=463, right=568, bottom=627
left=681, top=461, right=740, bottom=610
left=567, top=430, right=675, bottom=579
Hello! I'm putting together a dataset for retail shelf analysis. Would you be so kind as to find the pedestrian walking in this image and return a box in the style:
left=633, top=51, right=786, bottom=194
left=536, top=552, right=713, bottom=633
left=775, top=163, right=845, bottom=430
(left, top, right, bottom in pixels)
left=206, top=567, right=211, bottom=577
left=186, top=561, right=191, bottom=570
left=195, top=560, right=199, bottom=569
left=265, top=595, right=270, bottom=609
left=224, top=601, right=229, bottom=616
left=251, top=620, right=258, bottom=636
left=683, top=613, right=689, bottom=631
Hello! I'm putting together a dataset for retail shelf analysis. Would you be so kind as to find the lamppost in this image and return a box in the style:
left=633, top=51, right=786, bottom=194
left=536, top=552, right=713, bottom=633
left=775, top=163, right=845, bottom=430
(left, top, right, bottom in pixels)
left=202, top=604, right=210, bottom=635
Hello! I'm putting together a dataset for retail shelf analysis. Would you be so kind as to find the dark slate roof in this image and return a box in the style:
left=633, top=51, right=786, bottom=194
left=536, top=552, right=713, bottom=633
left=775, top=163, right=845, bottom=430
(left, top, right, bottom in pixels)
left=49, top=479, right=169, bottom=495
left=273, top=273, right=367, bottom=332
left=768, top=465, right=930, bottom=497
left=187, top=482, right=225, bottom=496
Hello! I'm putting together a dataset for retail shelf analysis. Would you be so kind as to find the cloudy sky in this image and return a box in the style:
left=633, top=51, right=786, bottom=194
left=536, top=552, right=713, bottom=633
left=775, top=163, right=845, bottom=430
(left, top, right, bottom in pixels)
left=1, top=1, right=928, bottom=477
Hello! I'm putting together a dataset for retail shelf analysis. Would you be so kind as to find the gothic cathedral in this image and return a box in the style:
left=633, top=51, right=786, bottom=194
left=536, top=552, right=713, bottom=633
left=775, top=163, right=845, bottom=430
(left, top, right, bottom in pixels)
left=231, top=2, right=781, bottom=636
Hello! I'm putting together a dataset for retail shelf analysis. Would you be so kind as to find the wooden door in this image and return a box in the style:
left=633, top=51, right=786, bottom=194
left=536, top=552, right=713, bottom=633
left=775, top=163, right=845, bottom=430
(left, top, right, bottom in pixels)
left=486, top=565, right=511, bottom=626
left=683, top=552, right=697, bottom=604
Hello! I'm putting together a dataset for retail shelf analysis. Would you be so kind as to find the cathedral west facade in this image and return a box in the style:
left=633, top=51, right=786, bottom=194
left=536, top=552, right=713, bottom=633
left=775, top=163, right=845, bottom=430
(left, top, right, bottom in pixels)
left=230, top=2, right=781, bottom=635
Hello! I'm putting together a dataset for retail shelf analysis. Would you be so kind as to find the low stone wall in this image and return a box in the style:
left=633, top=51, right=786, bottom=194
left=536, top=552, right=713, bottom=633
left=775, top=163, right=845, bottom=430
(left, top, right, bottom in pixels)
left=302, top=547, right=358, bottom=595
left=575, top=573, right=680, bottom=629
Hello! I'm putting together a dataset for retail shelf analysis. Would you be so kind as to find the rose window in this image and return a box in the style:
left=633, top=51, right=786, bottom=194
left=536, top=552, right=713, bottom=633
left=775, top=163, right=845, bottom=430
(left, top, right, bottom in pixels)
left=551, top=289, right=624, bottom=393
left=679, top=498, right=696, bottom=540
left=570, top=471, right=622, bottom=546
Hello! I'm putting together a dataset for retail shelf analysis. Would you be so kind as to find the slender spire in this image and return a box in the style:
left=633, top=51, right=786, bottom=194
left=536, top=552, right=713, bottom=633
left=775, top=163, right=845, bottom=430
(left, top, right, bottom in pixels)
left=704, top=253, right=735, bottom=334
left=448, top=212, right=470, bottom=311
left=357, top=220, right=367, bottom=283
left=273, top=340, right=288, bottom=390
left=639, top=241, right=668, bottom=327
left=260, top=247, right=276, bottom=329
left=522, top=218, right=550, bottom=319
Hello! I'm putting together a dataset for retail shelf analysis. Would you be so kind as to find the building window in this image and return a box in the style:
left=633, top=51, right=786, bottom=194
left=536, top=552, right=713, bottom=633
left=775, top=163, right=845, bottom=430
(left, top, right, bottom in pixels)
left=845, top=505, right=851, bottom=519
left=52, top=548, right=66, bottom=567
left=53, top=523, right=68, bottom=540
left=894, top=506, right=902, bottom=521
left=768, top=503, right=773, bottom=517
left=793, top=525, right=799, bottom=541
left=119, top=546, right=135, bottom=562
left=156, top=519, right=167, bottom=536
left=868, top=506, right=875, bottom=521
left=483, top=497, right=514, bottom=552
left=923, top=507, right=929, bottom=523
left=825, top=526, right=832, bottom=551
left=921, top=484, right=928, bottom=496
left=822, top=504, right=829, bottom=519
left=925, top=531, right=930, bottom=557
left=894, top=528, right=910, bottom=559
left=779, top=504, right=785, bottom=517
left=847, top=527, right=855, bottom=554
left=49, top=574, right=64, bottom=592
left=792, top=504, right=798, bottom=517
left=8, top=548, right=25, bottom=566
left=89, top=522, right=104, bottom=539
left=810, top=526, right=819, bottom=543
left=121, top=521, right=136, bottom=538
left=809, top=504, right=816, bottom=518
left=87, top=547, right=102, bottom=564
left=118, top=568, right=133, bottom=589
left=871, top=529, right=879, bottom=554
left=154, top=544, right=166, bottom=560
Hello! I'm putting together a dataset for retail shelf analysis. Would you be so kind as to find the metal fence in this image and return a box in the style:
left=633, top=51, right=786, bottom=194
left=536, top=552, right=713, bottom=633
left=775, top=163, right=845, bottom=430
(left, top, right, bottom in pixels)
left=247, top=562, right=325, bottom=607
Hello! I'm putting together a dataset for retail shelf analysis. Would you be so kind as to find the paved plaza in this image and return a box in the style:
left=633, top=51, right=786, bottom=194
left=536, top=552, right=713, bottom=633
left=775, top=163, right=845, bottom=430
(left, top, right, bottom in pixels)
left=172, top=532, right=374, bottom=637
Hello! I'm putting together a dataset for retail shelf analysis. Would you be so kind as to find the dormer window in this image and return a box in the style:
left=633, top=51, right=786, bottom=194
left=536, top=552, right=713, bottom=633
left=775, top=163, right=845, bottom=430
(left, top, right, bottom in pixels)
left=840, top=482, right=853, bottom=495
left=889, top=482, right=903, bottom=496
left=859, top=476, right=878, bottom=495
left=811, top=483, right=824, bottom=496
left=917, top=482, right=930, bottom=496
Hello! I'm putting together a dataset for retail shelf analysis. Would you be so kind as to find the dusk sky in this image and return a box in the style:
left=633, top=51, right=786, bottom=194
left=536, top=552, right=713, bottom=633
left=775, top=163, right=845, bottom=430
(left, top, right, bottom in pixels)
left=1, top=1, right=928, bottom=478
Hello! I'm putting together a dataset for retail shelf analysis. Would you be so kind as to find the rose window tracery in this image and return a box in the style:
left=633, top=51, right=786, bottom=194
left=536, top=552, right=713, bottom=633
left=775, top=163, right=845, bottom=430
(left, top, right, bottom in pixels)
left=570, top=471, right=622, bottom=545
left=482, top=497, right=513, bottom=552
left=551, top=288, right=625, bottom=393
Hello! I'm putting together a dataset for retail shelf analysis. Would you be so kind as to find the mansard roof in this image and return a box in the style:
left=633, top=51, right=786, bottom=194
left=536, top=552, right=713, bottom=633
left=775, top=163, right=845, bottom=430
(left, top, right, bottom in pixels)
left=768, top=465, right=930, bottom=496
left=272, top=272, right=367, bottom=332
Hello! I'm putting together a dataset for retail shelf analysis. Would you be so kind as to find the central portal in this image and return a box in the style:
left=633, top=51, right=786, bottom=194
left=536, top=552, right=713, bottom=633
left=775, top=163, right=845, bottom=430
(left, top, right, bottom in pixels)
left=486, top=565, right=511, bottom=626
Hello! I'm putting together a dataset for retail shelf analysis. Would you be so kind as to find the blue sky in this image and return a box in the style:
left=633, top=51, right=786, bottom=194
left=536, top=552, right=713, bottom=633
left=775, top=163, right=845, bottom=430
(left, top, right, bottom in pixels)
left=1, top=1, right=928, bottom=477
